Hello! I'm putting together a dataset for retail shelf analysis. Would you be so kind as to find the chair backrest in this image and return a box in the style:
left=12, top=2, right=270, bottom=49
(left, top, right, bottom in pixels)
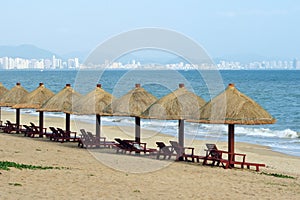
left=87, top=132, right=95, bottom=138
left=80, top=129, right=87, bottom=136
left=156, top=142, right=173, bottom=154
left=57, top=128, right=68, bottom=137
left=156, top=142, right=166, bottom=149
left=23, top=125, right=33, bottom=131
left=30, top=123, right=39, bottom=132
left=80, top=129, right=88, bottom=138
left=115, top=138, right=126, bottom=148
left=87, top=132, right=98, bottom=142
left=49, top=127, right=59, bottom=134
left=57, top=128, right=64, bottom=134
left=115, top=138, right=123, bottom=145
left=115, top=138, right=134, bottom=149
left=206, top=144, right=220, bottom=158
left=169, top=141, right=179, bottom=147
left=169, top=141, right=181, bottom=153
left=206, top=144, right=218, bottom=151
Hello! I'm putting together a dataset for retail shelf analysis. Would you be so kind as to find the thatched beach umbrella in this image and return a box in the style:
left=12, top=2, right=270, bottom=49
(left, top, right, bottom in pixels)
left=13, top=83, right=55, bottom=136
left=38, top=84, right=81, bottom=132
left=103, top=84, right=157, bottom=143
left=0, top=82, right=9, bottom=122
left=73, top=84, right=114, bottom=139
left=0, top=82, right=29, bottom=133
left=142, top=83, right=206, bottom=148
left=189, top=83, right=276, bottom=165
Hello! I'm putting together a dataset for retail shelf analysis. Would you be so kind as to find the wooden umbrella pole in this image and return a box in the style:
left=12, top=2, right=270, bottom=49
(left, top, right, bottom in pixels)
left=95, top=114, right=101, bottom=148
left=66, top=113, right=70, bottom=132
left=228, top=124, right=235, bottom=167
left=178, top=119, right=185, bottom=160
left=96, top=114, right=101, bottom=138
left=39, top=111, right=44, bottom=137
left=16, top=108, right=20, bottom=134
left=135, top=116, right=141, bottom=143
left=0, top=107, right=2, bottom=122
left=178, top=119, right=185, bottom=148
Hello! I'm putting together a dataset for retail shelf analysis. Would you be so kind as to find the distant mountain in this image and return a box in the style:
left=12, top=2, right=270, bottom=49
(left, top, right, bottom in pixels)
left=0, top=44, right=59, bottom=59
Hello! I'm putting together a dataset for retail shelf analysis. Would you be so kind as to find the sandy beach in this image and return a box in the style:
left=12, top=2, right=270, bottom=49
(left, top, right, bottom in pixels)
left=0, top=110, right=300, bottom=199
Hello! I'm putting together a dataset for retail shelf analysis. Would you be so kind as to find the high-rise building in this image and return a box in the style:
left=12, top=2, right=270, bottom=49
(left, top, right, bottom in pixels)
left=293, top=58, right=297, bottom=69
left=74, top=58, right=79, bottom=68
left=293, top=58, right=300, bottom=69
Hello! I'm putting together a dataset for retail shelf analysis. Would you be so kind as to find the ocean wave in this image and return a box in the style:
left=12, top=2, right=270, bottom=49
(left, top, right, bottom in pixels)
left=3, top=108, right=299, bottom=140
left=234, top=127, right=299, bottom=139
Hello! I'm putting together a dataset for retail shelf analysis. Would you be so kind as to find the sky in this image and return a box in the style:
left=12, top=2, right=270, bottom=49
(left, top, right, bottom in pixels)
left=0, top=0, right=300, bottom=61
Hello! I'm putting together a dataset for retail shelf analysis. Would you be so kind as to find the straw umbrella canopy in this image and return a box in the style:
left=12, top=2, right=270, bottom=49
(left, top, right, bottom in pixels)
left=142, top=83, right=206, bottom=148
left=103, top=84, right=157, bottom=143
left=73, top=84, right=114, bottom=139
left=0, top=82, right=29, bottom=133
left=0, top=82, right=9, bottom=122
left=13, top=83, right=55, bottom=136
left=189, top=83, right=276, bottom=165
left=38, top=84, right=81, bottom=132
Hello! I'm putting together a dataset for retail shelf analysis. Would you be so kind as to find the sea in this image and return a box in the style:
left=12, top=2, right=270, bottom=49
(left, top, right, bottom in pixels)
left=0, top=69, right=299, bottom=157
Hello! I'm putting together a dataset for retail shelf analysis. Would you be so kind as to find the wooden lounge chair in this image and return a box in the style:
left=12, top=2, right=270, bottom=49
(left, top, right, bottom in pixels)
left=86, top=131, right=115, bottom=148
left=114, top=138, right=130, bottom=153
left=78, top=129, right=114, bottom=148
left=78, top=129, right=92, bottom=148
left=56, top=128, right=80, bottom=143
left=3, top=120, right=22, bottom=133
left=169, top=141, right=194, bottom=161
left=114, top=138, right=156, bottom=154
left=196, top=144, right=265, bottom=171
left=49, top=127, right=61, bottom=141
left=30, top=122, right=50, bottom=138
left=205, top=144, right=266, bottom=171
left=156, top=142, right=176, bottom=159
left=125, top=139, right=156, bottom=154
left=22, top=125, right=35, bottom=137
left=48, top=127, right=78, bottom=143
left=202, top=144, right=233, bottom=167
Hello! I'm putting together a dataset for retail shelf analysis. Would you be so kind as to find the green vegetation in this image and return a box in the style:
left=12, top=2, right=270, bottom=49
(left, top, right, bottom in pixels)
left=261, top=172, right=295, bottom=179
left=9, top=183, right=22, bottom=186
left=0, top=161, right=60, bottom=171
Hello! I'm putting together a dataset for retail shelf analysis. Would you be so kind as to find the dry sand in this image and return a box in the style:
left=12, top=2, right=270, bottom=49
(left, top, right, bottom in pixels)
left=0, top=110, right=300, bottom=199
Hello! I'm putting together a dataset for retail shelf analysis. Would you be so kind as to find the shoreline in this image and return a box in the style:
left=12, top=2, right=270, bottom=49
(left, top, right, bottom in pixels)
left=1, top=108, right=299, bottom=158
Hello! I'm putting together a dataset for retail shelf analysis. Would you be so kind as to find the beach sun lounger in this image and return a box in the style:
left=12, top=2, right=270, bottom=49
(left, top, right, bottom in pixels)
left=156, top=142, right=176, bottom=159
left=169, top=141, right=194, bottom=161
left=188, top=143, right=265, bottom=171
left=30, top=122, right=51, bottom=138
left=3, top=120, right=22, bottom=134
left=114, top=138, right=156, bottom=155
left=78, top=129, right=114, bottom=148
left=56, top=128, right=80, bottom=143
left=22, top=124, right=35, bottom=137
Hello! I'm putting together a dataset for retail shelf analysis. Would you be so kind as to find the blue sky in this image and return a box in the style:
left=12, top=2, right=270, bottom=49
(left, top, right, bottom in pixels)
left=0, top=0, right=299, bottom=60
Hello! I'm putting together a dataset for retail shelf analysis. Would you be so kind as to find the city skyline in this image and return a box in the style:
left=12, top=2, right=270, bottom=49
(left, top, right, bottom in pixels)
left=0, top=1, right=300, bottom=61
left=1, top=54, right=299, bottom=70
